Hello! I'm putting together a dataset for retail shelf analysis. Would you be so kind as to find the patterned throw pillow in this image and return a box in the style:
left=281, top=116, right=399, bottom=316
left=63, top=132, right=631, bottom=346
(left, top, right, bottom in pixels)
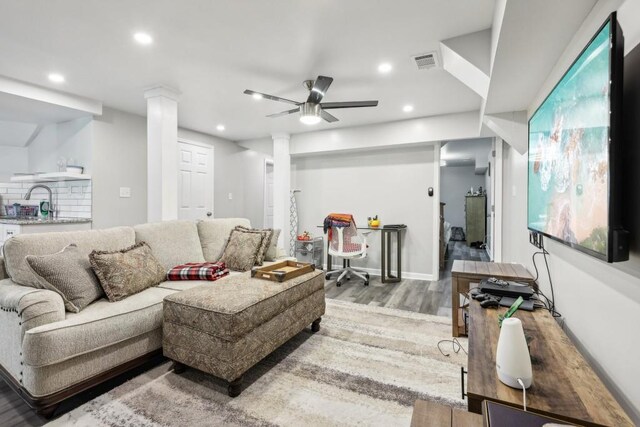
left=89, top=242, right=167, bottom=302
left=219, top=229, right=264, bottom=271
left=264, top=229, right=281, bottom=261
left=234, top=226, right=273, bottom=265
left=26, top=244, right=104, bottom=313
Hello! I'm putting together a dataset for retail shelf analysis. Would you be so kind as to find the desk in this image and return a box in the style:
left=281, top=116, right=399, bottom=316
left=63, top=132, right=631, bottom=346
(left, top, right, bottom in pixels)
left=466, top=298, right=633, bottom=426
left=319, top=225, right=406, bottom=282
left=451, top=260, right=535, bottom=337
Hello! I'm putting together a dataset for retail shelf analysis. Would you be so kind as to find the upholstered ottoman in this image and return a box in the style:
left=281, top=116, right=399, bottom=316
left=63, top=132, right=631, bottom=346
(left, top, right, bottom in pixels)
left=162, top=270, right=325, bottom=397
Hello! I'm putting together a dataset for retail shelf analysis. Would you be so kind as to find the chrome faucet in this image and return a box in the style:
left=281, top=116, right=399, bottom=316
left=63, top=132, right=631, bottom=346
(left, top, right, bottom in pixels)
left=25, top=184, right=55, bottom=219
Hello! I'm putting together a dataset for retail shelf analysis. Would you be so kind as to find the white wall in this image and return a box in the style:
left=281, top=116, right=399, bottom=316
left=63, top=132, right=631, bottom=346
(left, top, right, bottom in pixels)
left=177, top=128, right=272, bottom=227
left=440, top=165, right=486, bottom=230
left=0, top=146, right=28, bottom=181
left=91, top=108, right=147, bottom=229
left=292, top=145, right=437, bottom=279
left=502, top=0, right=640, bottom=421
left=289, top=111, right=480, bottom=155
left=28, top=117, right=93, bottom=173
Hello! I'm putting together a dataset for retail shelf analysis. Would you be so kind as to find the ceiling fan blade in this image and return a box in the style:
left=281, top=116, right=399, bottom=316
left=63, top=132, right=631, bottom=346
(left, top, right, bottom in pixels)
left=321, top=110, right=339, bottom=123
left=244, top=90, right=300, bottom=106
left=266, top=108, right=300, bottom=118
left=321, top=100, right=379, bottom=109
left=306, top=76, right=334, bottom=104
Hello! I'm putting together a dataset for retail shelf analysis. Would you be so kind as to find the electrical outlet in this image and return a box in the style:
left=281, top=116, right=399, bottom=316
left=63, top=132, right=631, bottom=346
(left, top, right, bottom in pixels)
left=228, top=192, right=233, bottom=200
left=119, top=187, right=131, bottom=198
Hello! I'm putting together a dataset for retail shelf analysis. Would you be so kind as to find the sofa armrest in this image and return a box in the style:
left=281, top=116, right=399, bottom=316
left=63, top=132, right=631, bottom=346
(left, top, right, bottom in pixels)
left=0, top=257, right=7, bottom=280
left=0, top=279, right=65, bottom=382
left=0, top=279, right=65, bottom=336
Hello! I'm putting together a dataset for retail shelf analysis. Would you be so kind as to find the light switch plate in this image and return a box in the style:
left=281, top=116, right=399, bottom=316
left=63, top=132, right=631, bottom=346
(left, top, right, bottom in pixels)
left=228, top=192, right=233, bottom=200
left=119, top=187, right=131, bottom=198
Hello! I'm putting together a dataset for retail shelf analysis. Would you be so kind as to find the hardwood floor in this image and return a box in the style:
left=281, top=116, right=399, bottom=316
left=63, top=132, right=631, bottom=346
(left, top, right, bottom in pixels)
left=326, top=241, right=490, bottom=317
left=0, top=240, right=489, bottom=425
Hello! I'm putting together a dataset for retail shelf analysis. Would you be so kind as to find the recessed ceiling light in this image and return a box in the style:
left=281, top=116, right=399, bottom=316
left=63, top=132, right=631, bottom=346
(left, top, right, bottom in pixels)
left=403, top=105, right=414, bottom=113
left=48, top=73, right=65, bottom=83
left=252, top=93, right=263, bottom=100
left=133, top=32, right=153, bottom=45
left=378, top=63, right=393, bottom=74
left=216, top=124, right=225, bottom=131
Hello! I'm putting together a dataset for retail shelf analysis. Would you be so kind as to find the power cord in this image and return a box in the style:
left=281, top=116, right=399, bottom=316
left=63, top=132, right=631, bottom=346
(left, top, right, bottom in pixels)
left=517, top=378, right=527, bottom=411
left=437, top=338, right=468, bottom=357
left=531, top=249, right=562, bottom=318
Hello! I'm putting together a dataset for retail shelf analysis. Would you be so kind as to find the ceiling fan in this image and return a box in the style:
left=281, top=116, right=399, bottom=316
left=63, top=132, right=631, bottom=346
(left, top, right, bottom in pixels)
left=244, top=75, right=378, bottom=125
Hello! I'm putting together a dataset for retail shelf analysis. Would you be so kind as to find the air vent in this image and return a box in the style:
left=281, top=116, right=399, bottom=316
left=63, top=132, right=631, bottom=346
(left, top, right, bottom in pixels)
left=411, top=52, right=440, bottom=70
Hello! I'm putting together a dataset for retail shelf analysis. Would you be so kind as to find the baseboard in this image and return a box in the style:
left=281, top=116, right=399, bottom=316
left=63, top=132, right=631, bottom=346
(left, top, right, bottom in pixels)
left=324, top=264, right=434, bottom=281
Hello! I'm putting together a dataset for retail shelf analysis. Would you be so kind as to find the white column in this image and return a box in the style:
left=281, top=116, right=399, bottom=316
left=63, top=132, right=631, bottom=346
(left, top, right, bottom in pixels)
left=145, top=86, right=180, bottom=223
left=272, top=133, right=291, bottom=252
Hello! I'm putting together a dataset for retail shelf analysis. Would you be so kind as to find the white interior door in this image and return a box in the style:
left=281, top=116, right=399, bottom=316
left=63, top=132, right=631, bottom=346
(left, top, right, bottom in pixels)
left=178, top=140, right=214, bottom=220
left=264, top=161, right=274, bottom=228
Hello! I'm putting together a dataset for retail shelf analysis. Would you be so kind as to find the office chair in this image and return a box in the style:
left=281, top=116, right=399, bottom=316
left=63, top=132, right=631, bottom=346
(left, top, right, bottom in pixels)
left=325, top=219, right=370, bottom=286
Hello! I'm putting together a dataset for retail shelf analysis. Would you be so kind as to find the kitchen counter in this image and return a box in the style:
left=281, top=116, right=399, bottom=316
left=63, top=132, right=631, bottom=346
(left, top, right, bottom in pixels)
left=0, top=217, right=92, bottom=225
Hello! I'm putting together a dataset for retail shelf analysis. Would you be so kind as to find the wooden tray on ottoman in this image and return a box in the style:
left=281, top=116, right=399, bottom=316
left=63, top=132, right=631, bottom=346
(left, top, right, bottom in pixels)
left=251, top=260, right=315, bottom=282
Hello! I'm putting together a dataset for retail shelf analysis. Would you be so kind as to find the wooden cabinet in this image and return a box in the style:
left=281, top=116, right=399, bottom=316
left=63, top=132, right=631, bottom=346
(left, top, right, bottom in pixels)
left=465, top=195, right=486, bottom=246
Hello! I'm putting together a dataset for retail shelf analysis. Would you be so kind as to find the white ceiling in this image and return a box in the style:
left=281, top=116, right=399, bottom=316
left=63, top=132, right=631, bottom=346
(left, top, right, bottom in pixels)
left=0, top=0, right=495, bottom=141
left=484, top=0, right=598, bottom=114
left=0, top=92, right=91, bottom=124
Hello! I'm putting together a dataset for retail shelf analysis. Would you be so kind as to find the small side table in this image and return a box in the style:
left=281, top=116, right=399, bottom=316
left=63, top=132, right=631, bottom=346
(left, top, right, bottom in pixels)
left=381, top=226, right=406, bottom=283
left=451, top=260, right=535, bottom=337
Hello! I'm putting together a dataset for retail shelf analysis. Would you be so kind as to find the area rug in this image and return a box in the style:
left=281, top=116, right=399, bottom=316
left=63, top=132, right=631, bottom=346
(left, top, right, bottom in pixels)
left=49, top=300, right=467, bottom=427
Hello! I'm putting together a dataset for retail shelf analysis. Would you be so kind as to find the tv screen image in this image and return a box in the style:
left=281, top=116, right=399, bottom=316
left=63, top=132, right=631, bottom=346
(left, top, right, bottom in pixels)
left=528, top=18, right=620, bottom=260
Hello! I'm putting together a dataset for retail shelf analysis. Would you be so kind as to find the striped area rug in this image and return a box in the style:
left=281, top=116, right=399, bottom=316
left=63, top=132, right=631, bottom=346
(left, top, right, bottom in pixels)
left=49, top=300, right=468, bottom=427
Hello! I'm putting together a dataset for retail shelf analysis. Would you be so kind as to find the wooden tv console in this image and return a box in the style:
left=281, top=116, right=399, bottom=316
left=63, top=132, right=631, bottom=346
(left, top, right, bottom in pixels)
left=466, top=298, right=633, bottom=426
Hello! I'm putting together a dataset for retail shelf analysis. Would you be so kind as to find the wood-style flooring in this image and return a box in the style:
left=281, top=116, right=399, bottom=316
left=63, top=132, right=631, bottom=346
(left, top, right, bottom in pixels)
left=0, top=241, right=489, bottom=426
left=325, top=241, right=490, bottom=317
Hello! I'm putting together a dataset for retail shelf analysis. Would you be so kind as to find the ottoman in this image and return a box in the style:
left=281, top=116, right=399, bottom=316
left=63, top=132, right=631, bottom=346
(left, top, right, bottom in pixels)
left=163, top=269, right=325, bottom=397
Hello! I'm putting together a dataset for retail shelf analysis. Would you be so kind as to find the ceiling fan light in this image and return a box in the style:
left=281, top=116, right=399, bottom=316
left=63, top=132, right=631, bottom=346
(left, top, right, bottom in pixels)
left=299, top=102, right=322, bottom=125
left=300, top=114, right=322, bottom=125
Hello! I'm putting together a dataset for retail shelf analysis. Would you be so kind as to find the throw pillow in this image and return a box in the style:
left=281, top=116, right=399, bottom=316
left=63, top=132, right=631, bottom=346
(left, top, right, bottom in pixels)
left=234, top=226, right=273, bottom=265
left=25, top=244, right=104, bottom=313
left=219, top=229, right=264, bottom=271
left=264, top=229, right=281, bottom=261
left=89, top=242, right=166, bottom=302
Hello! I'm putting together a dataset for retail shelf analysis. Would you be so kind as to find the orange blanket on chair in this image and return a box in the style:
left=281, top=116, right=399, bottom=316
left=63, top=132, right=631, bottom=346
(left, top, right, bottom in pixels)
left=323, top=213, right=356, bottom=241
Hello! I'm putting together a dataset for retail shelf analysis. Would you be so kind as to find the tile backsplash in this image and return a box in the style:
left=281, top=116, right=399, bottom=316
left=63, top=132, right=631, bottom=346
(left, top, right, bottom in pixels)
left=0, top=180, right=92, bottom=219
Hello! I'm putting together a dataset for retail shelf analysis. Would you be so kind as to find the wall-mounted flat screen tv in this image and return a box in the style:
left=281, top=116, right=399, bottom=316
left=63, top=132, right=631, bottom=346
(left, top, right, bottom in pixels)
left=528, top=13, right=627, bottom=262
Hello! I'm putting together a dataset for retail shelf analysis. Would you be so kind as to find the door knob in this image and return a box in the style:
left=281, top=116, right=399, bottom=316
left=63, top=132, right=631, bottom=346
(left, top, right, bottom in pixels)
left=206, top=212, right=213, bottom=217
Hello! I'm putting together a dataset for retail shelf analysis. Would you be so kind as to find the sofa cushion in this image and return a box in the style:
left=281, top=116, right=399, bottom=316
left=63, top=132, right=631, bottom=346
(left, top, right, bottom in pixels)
left=90, top=242, right=167, bottom=302
left=197, top=218, right=251, bottom=262
left=219, top=229, right=264, bottom=271
left=3, top=227, right=135, bottom=288
left=163, top=270, right=324, bottom=341
left=26, top=244, right=104, bottom=313
left=22, top=286, right=175, bottom=367
left=134, top=220, right=205, bottom=270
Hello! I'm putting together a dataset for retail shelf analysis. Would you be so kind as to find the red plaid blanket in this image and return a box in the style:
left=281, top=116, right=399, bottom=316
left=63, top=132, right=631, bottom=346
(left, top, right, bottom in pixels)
left=167, top=262, right=229, bottom=281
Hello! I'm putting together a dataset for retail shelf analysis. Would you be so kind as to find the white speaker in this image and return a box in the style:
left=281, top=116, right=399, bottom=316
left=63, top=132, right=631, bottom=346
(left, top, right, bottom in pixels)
left=496, top=317, right=532, bottom=389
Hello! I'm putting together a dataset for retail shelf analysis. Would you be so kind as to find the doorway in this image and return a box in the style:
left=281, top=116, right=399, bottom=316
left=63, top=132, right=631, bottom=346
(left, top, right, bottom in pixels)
left=177, top=139, right=214, bottom=220
left=439, top=139, right=493, bottom=271
left=263, top=160, right=274, bottom=228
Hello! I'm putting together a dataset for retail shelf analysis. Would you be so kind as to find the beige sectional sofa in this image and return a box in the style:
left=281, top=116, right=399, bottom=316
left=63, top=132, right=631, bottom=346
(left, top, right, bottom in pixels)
left=0, top=217, right=273, bottom=417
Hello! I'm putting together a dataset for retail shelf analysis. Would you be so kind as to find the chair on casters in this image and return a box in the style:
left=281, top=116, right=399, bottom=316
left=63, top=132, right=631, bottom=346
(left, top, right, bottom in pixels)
left=324, top=218, right=370, bottom=286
